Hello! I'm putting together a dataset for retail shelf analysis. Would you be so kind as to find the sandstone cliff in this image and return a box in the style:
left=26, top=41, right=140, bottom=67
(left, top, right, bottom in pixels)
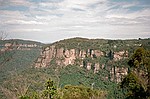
left=35, top=45, right=104, bottom=68
left=35, top=38, right=149, bottom=83
left=35, top=42, right=129, bottom=83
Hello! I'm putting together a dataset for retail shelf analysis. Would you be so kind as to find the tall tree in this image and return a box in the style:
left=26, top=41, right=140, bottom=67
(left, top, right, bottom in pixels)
left=121, top=47, right=150, bottom=99
left=108, top=50, right=114, bottom=60
left=42, top=78, right=57, bottom=99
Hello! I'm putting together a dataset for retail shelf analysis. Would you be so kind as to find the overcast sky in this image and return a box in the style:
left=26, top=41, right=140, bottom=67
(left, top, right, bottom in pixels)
left=0, top=0, right=150, bottom=43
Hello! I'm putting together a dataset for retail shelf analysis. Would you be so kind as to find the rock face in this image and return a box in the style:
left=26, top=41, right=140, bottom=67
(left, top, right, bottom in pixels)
left=35, top=44, right=129, bottom=83
left=0, top=42, right=41, bottom=53
left=35, top=46, right=104, bottom=68
left=110, top=67, right=128, bottom=83
left=94, top=63, right=100, bottom=73
left=113, top=50, right=128, bottom=61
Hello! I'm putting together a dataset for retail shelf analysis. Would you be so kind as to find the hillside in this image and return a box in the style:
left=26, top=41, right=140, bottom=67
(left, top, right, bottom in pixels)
left=35, top=38, right=150, bottom=82
left=0, top=38, right=150, bottom=99
left=0, top=39, right=44, bottom=98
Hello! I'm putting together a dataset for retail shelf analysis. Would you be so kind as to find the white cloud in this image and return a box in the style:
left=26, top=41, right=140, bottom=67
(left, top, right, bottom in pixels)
left=107, top=8, right=150, bottom=19
left=0, top=0, right=150, bottom=42
left=6, top=20, right=47, bottom=25
left=14, top=28, right=42, bottom=32
left=10, top=0, right=31, bottom=6
left=0, top=0, right=31, bottom=7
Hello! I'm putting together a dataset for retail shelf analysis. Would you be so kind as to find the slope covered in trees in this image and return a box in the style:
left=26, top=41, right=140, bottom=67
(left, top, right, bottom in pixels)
left=121, top=47, right=150, bottom=99
left=0, top=38, right=150, bottom=99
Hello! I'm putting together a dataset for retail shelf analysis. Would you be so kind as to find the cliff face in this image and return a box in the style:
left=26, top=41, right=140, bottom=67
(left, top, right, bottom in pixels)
left=35, top=46, right=128, bottom=68
left=0, top=41, right=42, bottom=52
left=35, top=45, right=104, bottom=68
left=35, top=43, right=129, bottom=83
left=110, top=67, right=128, bottom=82
left=113, top=50, right=128, bottom=61
left=35, top=37, right=150, bottom=83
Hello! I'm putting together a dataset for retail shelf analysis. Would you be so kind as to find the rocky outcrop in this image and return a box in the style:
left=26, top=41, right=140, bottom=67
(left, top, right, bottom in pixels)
left=35, top=45, right=104, bottom=68
left=113, top=50, right=128, bottom=61
left=110, top=67, right=128, bottom=83
left=35, top=45, right=129, bottom=83
left=86, top=63, right=92, bottom=70
left=0, top=42, right=41, bottom=52
left=93, top=50, right=104, bottom=57
left=94, top=63, right=100, bottom=73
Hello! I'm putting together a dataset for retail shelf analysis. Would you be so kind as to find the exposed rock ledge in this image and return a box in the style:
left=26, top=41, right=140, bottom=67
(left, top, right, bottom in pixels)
left=35, top=45, right=128, bottom=83
left=35, top=45, right=104, bottom=68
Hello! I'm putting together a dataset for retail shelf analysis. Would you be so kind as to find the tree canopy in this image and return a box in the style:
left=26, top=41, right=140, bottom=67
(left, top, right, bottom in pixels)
left=121, top=47, right=150, bottom=99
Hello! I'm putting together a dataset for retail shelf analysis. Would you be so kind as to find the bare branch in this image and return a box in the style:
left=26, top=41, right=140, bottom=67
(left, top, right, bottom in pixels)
left=0, top=31, right=8, bottom=40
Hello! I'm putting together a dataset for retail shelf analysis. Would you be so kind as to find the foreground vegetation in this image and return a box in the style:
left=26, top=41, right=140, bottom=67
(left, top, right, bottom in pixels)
left=0, top=65, right=125, bottom=99
left=19, top=78, right=106, bottom=99
left=121, top=47, right=150, bottom=99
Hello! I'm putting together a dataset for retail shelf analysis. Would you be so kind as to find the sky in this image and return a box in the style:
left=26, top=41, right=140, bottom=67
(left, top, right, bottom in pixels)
left=0, top=0, right=150, bottom=43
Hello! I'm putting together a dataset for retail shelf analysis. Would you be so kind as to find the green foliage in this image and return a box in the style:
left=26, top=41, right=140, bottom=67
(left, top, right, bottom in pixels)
left=42, top=78, right=57, bottom=99
left=19, top=96, right=30, bottom=99
left=60, top=85, right=106, bottom=99
left=121, top=72, right=146, bottom=99
left=121, top=47, right=150, bottom=99
left=48, top=37, right=150, bottom=53
left=0, top=39, right=43, bottom=45
left=128, top=47, right=145, bottom=68
left=0, top=40, right=43, bottom=99
left=59, top=65, right=125, bottom=99
left=13, top=77, right=106, bottom=99
left=1, top=38, right=150, bottom=99
left=108, top=50, right=114, bottom=60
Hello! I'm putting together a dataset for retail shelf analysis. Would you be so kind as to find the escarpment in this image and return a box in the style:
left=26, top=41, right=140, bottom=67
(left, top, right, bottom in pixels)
left=34, top=38, right=135, bottom=83
left=35, top=37, right=150, bottom=83
left=35, top=45, right=128, bottom=83
left=35, top=45, right=104, bottom=68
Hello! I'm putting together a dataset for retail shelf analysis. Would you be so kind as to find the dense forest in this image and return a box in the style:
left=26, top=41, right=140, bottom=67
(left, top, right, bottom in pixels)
left=0, top=38, right=150, bottom=99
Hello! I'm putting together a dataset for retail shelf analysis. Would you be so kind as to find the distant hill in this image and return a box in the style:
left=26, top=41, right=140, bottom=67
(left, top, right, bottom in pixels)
left=0, top=39, right=43, bottom=45
left=35, top=37, right=150, bottom=72
left=0, top=39, right=44, bottom=81
left=32, top=37, right=150, bottom=97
